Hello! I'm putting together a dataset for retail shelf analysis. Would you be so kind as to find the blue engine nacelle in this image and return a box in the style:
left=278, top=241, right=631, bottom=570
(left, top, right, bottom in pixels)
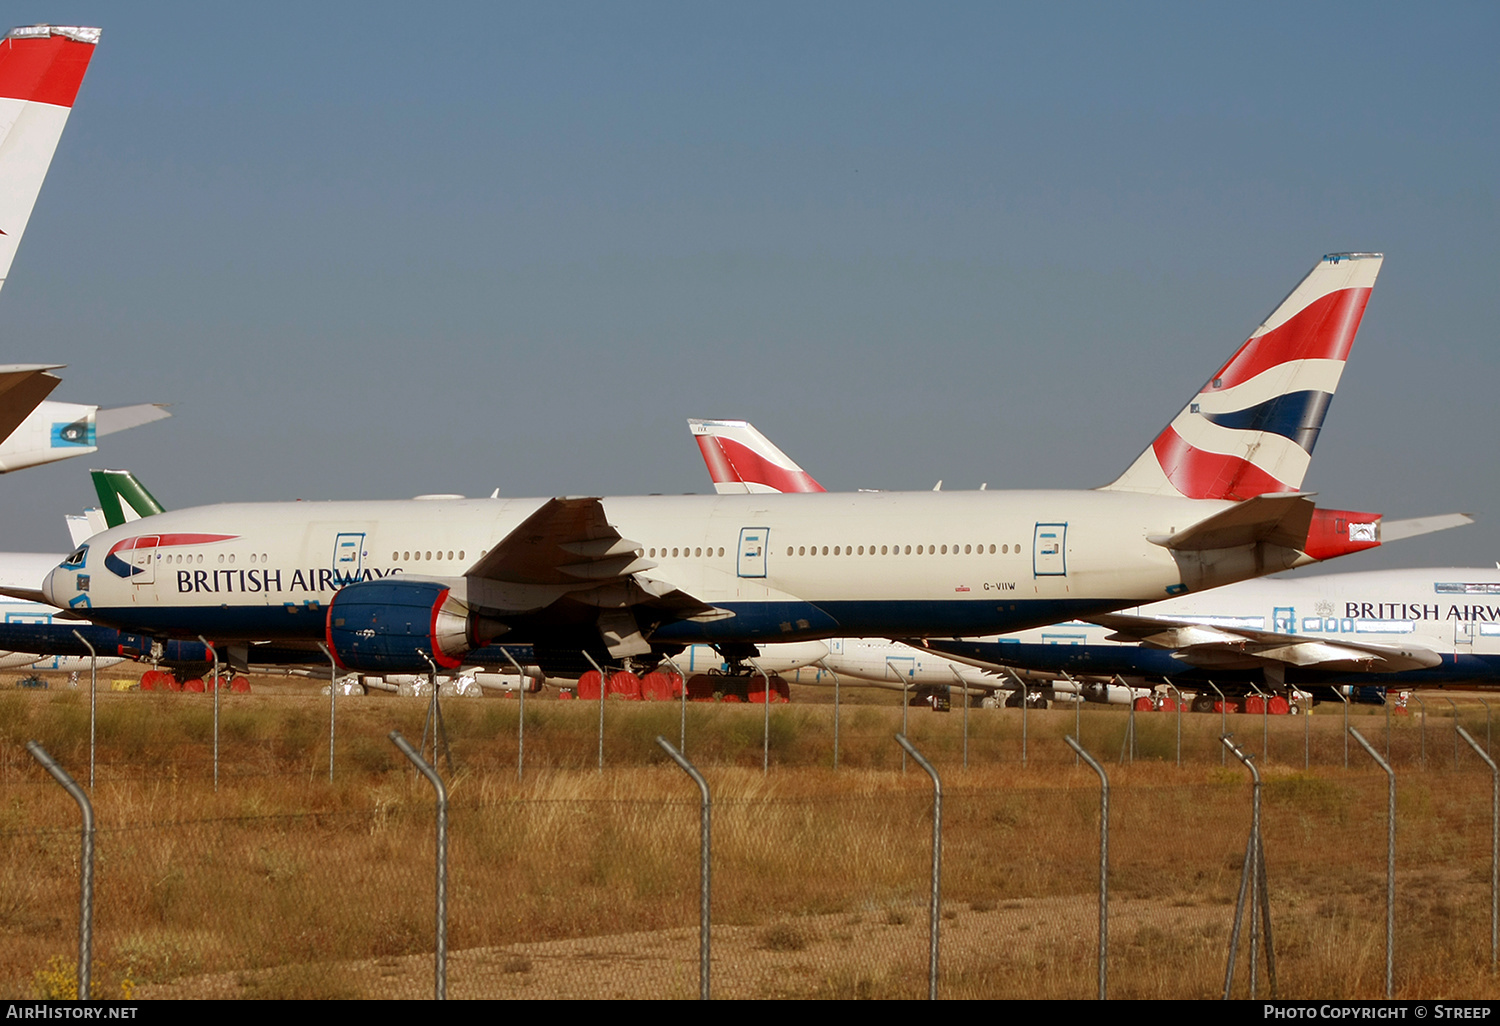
left=326, top=579, right=472, bottom=673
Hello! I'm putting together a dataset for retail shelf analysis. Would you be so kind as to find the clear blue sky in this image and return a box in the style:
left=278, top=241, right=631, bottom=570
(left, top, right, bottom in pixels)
left=0, top=2, right=1494, bottom=575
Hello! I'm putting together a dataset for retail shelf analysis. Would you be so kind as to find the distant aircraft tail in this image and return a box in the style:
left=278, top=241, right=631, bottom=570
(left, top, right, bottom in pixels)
left=91, top=469, right=166, bottom=527
left=1101, top=253, right=1383, bottom=501
left=0, top=25, right=100, bottom=297
left=689, top=418, right=825, bottom=494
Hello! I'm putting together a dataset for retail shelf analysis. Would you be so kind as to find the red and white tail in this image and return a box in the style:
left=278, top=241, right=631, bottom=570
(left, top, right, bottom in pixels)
left=689, top=418, right=825, bottom=494
left=1102, top=252, right=1383, bottom=501
left=0, top=26, right=100, bottom=297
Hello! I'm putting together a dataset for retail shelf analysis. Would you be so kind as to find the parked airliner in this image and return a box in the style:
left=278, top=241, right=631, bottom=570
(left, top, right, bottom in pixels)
left=43, top=253, right=1396, bottom=678
left=690, top=418, right=1483, bottom=698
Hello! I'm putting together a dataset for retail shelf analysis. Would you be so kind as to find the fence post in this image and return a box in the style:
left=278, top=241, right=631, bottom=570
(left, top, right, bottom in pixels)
left=198, top=636, right=219, bottom=792
left=71, top=630, right=97, bottom=790
left=1006, top=669, right=1030, bottom=767
left=418, top=652, right=455, bottom=776
left=26, top=742, right=93, bottom=1000
left=1444, top=697, right=1460, bottom=769
left=1335, top=688, right=1350, bottom=769
left=1209, top=682, right=1226, bottom=766
left=1412, top=693, right=1428, bottom=769
left=390, top=730, right=447, bottom=1000
left=656, top=736, right=711, bottom=999
left=582, top=651, right=608, bottom=774
left=1482, top=698, right=1493, bottom=757
left=1245, top=682, right=1270, bottom=763
left=1300, top=689, right=1310, bottom=771
left=1059, top=670, right=1083, bottom=764
left=896, top=734, right=941, bottom=1000
left=664, top=654, right=687, bottom=755
left=758, top=664, right=772, bottom=775
left=1458, top=724, right=1499, bottom=974
left=1386, top=691, right=1392, bottom=761
left=501, top=648, right=530, bottom=781
left=1118, top=675, right=1136, bottom=765
left=1167, top=681, right=1184, bottom=767
left=1220, top=735, right=1277, bottom=999
left=949, top=664, right=969, bottom=770
left=818, top=659, right=841, bottom=770
left=1064, top=735, right=1108, bottom=1000
left=317, top=642, right=337, bottom=783
left=890, top=661, right=912, bottom=773
left=1349, top=727, right=1395, bottom=999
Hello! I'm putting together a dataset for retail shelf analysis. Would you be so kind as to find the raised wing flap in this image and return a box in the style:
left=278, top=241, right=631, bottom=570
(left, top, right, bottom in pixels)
left=465, top=497, right=653, bottom=586
left=1149, top=492, right=1316, bottom=551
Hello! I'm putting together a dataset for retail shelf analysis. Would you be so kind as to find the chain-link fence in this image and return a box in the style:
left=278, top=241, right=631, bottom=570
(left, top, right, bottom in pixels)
left=3, top=688, right=1499, bottom=999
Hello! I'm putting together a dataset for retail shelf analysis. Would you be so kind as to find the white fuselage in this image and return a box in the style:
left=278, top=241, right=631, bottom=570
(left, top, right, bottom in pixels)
left=925, top=567, right=1500, bottom=687
left=45, top=489, right=1299, bottom=651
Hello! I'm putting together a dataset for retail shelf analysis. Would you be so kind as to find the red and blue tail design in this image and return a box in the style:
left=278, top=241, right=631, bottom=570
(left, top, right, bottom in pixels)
left=690, top=418, right=826, bottom=494
left=1102, top=253, right=1382, bottom=501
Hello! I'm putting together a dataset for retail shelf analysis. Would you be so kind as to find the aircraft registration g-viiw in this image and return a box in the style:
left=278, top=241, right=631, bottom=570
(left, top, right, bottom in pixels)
left=42, top=254, right=1389, bottom=679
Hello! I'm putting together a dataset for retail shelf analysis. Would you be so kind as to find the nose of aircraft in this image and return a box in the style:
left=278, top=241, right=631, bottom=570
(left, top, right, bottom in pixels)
left=41, top=563, right=63, bottom=607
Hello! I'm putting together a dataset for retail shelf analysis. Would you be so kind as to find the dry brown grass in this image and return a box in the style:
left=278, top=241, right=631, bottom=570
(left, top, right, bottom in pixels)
left=2, top=683, right=1498, bottom=998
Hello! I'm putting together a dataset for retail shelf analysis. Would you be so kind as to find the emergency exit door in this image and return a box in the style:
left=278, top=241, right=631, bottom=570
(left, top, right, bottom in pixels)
left=737, top=528, right=769, bottom=578
left=1033, top=523, right=1067, bottom=576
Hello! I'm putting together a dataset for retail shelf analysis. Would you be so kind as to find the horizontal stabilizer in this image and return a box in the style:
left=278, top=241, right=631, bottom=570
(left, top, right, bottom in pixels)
left=95, top=404, right=171, bottom=437
left=1381, top=513, right=1476, bottom=544
left=1149, top=492, right=1316, bottom=551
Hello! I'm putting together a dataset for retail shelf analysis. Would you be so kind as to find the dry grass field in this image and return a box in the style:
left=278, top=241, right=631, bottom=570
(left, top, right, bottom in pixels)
left=2, top=679, right=1498, bottom=999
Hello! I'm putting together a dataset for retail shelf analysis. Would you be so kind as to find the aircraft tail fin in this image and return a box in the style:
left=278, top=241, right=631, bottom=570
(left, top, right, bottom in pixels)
left=688, top=418, right=825, bottom=494
left=91, top=468, right=166, bottom=527
left=0, top=25, right=100, bottom=297
left=1101, top=252, right=1383, bottom=501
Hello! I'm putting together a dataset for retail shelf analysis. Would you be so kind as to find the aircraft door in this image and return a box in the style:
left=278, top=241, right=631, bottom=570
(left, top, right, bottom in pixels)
left=1456, top=621, right=1474, bottom=653
left=1273, top=607, right=1296, bottom=634
left=332, top=532, right=366, bottom=582
left=131, top=536, right=159, bottom=585
left=885, top=655, right=916, bottom=685
left=1033, top=523, right=1067, bottom=577
left=737, top=528, right=769, bottom=578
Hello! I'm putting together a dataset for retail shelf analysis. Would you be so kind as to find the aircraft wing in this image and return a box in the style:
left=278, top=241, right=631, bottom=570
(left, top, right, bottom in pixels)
left=458, top=497, right=728, bottom=655
left=1094, top=612, right=1442, bottom=673
left=463, top=497, right=656, bottom=585
left=0, top=364, right=63, bottom=443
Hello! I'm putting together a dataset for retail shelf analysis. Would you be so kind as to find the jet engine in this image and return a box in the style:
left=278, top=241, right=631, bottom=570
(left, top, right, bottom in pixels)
left=326, top=579, right=474, bottom=673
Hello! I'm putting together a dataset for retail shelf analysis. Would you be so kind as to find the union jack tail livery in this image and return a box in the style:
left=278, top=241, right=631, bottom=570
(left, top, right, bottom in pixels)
left=689, top=418, right=826, bottom=494
left=1101, top=252, right=1383, bottom=501
left=0, top=25, right=100, bottom=297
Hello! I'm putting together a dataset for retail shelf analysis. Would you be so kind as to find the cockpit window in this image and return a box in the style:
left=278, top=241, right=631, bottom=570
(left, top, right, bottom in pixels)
left=62, top=545, right=88, bottom=568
